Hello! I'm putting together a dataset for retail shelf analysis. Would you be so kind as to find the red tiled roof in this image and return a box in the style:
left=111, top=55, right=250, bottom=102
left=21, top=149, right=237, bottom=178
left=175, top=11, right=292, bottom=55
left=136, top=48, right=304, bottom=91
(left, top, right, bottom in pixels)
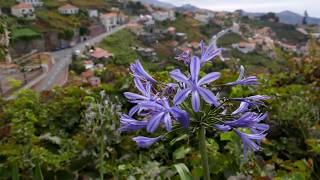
left=101, top=13, right=118, bottom=17
left=59, top=4, right=78, bottom=10
left=0, top=63, right=18, bottom=69
left=91, top=48, right=113, bottom=59
left=81, top=70, right=94, bottom=79
left=12, top=3, right=33, bottom=9
left=83, top=60, right=93, bottom=65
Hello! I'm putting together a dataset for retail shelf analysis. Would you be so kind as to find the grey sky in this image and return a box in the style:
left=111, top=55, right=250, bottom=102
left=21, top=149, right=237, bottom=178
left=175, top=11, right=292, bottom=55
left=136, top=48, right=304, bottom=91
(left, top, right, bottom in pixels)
left=159, top=0, right=320, bottom=17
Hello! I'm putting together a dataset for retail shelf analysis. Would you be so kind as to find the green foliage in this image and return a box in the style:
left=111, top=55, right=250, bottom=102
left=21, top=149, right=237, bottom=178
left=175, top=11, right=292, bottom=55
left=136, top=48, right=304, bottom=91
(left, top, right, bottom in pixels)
left=99, top=29, right=141, bottom=65
left=217, top=32, right=244, bottom=47
left=11, top=28, right=41, bottom=42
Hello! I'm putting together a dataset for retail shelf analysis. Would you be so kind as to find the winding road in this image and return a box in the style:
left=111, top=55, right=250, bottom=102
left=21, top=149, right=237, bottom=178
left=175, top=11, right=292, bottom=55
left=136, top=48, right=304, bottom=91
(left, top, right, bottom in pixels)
left=38, top=25, right=126, bottom=91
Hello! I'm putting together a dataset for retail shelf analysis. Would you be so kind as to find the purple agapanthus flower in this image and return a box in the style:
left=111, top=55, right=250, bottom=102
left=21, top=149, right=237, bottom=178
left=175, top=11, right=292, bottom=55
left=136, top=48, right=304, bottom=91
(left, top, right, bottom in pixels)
left=124, top=78, right=159, bottom=116
left=234, top=129, right=266, bottom=157
left=130, top=60, right=157, bottom=83
left=232, top=95, right=271, bottom=107
left=139, top=98, right=189, bottom=132
left=176, top=51, right=191, bottom=64
left=226, top=66, right=258, bottom=86
left=170, top=56, right=220, bottom=112
left=119, top=114, right=148, bottom=132
left=200, top=40, right=222, bottom=63
left=132, top=136, right=162, bottom=148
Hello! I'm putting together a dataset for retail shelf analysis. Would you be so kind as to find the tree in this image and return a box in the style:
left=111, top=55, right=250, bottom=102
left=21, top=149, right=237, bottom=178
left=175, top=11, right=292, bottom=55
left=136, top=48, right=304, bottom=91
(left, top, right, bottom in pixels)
left=302, top=10, right=309, bottom=25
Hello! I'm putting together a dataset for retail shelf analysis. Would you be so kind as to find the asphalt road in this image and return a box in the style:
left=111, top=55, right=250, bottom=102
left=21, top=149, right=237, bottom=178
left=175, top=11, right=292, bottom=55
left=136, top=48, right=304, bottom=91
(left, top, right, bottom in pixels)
left=39, top=25, right=126, bottom=91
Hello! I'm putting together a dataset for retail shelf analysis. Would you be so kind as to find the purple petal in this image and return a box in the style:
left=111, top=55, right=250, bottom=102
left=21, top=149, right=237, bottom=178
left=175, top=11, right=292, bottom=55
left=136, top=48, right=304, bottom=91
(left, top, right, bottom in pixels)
left=134, top=78, right=148, bottom=95
left=198, top=72, right=221, bottom=85
left=170, top=69, right=189, bottom=84
left=198, top=87, right=219, bottom=106
left=234, top=129, right=266, bottom=152
left=171, top=107, right=189, bottom=128
left=202, top=48, right=222, bottom=63
left=192, top=90, right=200, bottom=112
left=119, top=115, right=148, bottom=132
left=132, top=136, right=162, bottom=148
left=131, top=60, right=157, bottom=83
left=173, top=88, right=191, bottom=105
left=124, top=92, right=148, bottom=100
left=214, top=124, right=231, bottom=132
left=163, top=113, right=172, bottom=132
left=147, top=112, right=164, bottom=133
left=129, top=104, right=140, bottom=116
left=190, top=56, right=200, bottom=81
left=232, top=102, right=249, bottom=115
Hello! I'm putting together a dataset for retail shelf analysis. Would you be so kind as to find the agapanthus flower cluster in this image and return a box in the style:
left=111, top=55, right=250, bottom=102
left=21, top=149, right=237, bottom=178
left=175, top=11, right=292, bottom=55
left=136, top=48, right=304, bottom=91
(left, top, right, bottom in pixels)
left=120, top=40, right=270, bottom=156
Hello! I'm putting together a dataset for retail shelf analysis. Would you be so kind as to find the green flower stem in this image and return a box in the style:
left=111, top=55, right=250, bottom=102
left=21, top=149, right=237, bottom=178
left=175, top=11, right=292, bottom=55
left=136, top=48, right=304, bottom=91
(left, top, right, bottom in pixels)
left=99, top=130, right=105, bottom=180
left=199, top=126, right=210, bottom=180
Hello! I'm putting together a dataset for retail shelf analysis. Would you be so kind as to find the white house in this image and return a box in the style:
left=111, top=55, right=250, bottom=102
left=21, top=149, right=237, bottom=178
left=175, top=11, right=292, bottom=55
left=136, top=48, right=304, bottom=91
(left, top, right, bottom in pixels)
left=151, top=10, right=175, bottom=22
left=99, top=13, right=118, bottom=31
left=232, top=42, right=256, bottom=54
left=16, top=0, right=43, bottom=7
left=58, top=4, right=79, bottom=15
left=11, top=3, right=35, bottom=18
left=88, top=9, right=98, bottom=18
left=194, top=11, right=215, bottom=24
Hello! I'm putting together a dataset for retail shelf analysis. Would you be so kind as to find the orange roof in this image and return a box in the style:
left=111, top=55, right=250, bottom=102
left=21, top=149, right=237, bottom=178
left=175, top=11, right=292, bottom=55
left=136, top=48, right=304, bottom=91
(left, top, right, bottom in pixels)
left=59, top=4, right=78, bottom=10
left=83, top=60, right=93, bottom=65
left=81, top=70, right=94, bottom=79
left=101, top=13, right=118, bottom=17
left=12, top=3, right=33, bottom=9
left=0, top=63, right=18, bottom=69
left=91, top=48, right=113, bottom=59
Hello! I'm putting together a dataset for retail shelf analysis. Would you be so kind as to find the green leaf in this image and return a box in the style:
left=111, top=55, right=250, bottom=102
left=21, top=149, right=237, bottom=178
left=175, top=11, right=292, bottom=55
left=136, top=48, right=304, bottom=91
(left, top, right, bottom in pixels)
left=220, top=131, right=234, bottom=141
left=12, top=163, right=19, bottom=180
left=173, top=146, right=191, bottom=160
left=35, top=160, right=44, bottom=180
left=170, top=134, right=188, bottom=146
left=173, top=163, right=193, bottom=180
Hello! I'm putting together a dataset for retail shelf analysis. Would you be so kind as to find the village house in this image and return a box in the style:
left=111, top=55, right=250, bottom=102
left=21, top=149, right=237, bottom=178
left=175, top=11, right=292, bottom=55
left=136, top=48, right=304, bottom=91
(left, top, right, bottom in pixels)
left=232, top=42, right=256, bottom=54
left=16, top=0, right=43, bottom=7
left=137, top=47, right=157, bottom=61
left=88, top=9, right=99, bottom=18
left=11, top=3, right=35, bottom=18
left=90, top=47, right=113, bottom=60
left=83, top=60, right=94, bottom=70
left=127, top=23, right=144, bottom=35
left=58, top=4, right=79, bottom=15
left=99, top=13, right=118, bottom=31
left=194, top=11, right=215, bottom=24
left=151, top=10, right=176, bottom=22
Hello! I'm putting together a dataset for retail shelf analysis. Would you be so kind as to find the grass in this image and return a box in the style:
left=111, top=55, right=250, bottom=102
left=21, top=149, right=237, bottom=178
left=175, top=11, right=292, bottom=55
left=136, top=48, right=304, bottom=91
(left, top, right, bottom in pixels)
left=99, top=29, right=142, bottom=65
left=157, top=15, right=207, bottom=41
left=11, top=28, right=41, bottom=42
left=35, top=10, right=81, bottom=32
left=0, top=0, right=15, bottom=7
left=217, top=33, right=244, bottom=47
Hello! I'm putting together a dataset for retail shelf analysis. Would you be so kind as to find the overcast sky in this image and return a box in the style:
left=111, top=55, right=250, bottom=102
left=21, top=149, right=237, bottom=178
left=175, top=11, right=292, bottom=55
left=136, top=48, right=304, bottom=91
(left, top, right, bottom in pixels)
left=159, top=0, right=320, bottom=17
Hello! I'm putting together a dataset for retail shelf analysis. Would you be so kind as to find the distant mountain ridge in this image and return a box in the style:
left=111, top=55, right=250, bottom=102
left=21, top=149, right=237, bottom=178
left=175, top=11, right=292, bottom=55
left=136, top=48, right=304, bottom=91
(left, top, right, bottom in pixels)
left=136, top=0, right=320, bottom=25
left=133, top=0, right=175, bottom=8
left=243, top=10, right=320, bottom=25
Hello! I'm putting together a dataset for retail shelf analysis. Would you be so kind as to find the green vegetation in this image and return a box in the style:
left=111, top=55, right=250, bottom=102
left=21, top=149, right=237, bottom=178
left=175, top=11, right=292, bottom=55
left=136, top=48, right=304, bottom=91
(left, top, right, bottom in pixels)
left=11, top=28, right=42, bottom=42
left=217, top=32, right=244, bottom=47
left=99, top=29, right=142, bottom=65
left=36, top=10, right=81, bottom=32
left=0, top=0, right=15, bottom=7
left=158, top=15, right=207, bottom=41
left=243, top=18, right=307, bottom=44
